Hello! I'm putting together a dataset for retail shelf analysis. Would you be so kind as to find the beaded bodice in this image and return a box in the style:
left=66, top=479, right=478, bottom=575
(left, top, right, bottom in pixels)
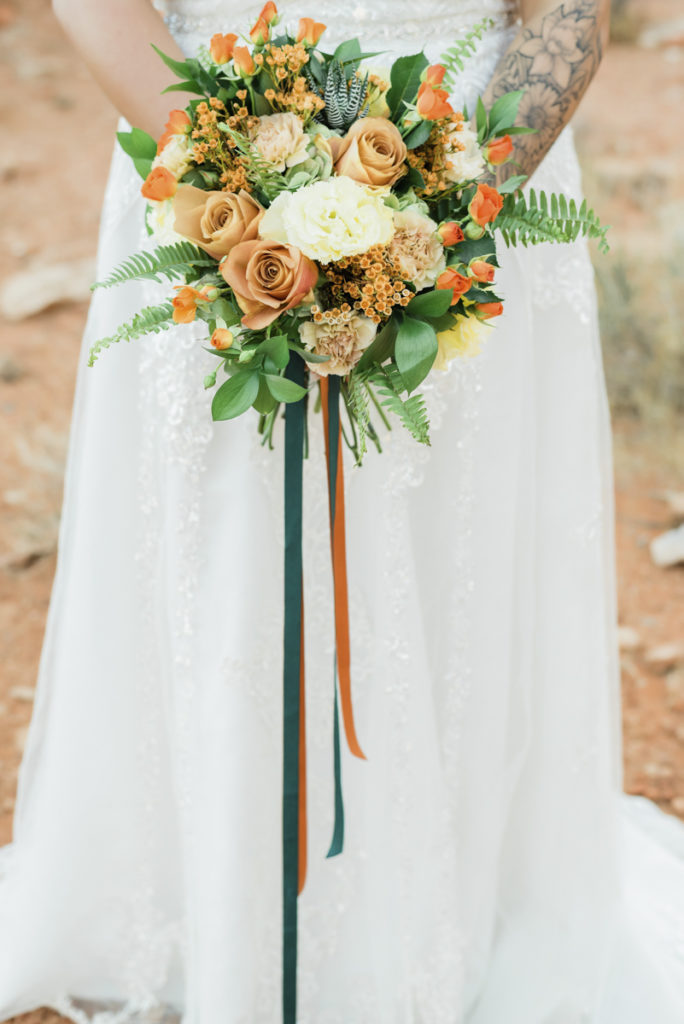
left=156, top=0, right=520, bottom=110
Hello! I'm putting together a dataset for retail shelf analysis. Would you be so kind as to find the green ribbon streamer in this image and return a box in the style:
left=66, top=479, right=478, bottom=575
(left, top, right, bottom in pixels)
left=325, top=376, right=345, bottom=860
left=282, top=353, right=306, bottom=1024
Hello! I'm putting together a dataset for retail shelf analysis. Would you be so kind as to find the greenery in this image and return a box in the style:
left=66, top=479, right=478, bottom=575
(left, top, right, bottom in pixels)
left=88, top=302, right=175, bottom=366
left=92, top=241, right=217, bottom=290
left=496, top=189, right=610, bottom=253
left=440, top=19, right=494, bottom=94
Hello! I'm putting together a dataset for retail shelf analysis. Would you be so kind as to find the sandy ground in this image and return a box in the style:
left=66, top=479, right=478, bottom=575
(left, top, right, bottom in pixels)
left=1, top=0, right=683, bottom=1021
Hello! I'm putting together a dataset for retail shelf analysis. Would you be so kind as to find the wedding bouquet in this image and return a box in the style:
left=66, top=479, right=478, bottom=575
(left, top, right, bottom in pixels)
left=89, top=2, right=607, bottom=463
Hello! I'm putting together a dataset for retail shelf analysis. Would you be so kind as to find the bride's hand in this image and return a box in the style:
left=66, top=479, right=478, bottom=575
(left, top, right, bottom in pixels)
left=52, top=0, right=195, bottom=138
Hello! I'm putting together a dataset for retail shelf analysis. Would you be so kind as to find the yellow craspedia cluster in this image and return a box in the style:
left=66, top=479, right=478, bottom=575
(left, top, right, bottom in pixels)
left=434, top=315, right=489, bottom=371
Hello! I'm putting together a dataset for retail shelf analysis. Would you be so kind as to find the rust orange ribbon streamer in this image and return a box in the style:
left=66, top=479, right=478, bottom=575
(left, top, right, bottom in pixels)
left=320, top=377, right=366, bottom=763
left=298, top=593, right=307, bottom=895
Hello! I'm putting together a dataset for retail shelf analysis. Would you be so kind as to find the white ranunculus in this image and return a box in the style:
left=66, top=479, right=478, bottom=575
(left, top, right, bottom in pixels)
left=444, top=122, right=486, bottom=184
left=145, top=199, right=182, bottom=244
left=250, top=112, right=310, bottom=173
left=258, top=176, right=395, bottom=263
left=153, top=134, right=194, bottom=180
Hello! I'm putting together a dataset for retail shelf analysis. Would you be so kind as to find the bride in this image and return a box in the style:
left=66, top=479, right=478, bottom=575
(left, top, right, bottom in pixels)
left=2, top=0, right=684, bottom=1021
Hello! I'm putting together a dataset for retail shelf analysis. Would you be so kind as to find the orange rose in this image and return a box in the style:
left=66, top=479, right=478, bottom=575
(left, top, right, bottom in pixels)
left=330, top=117, right=407, bottom=188
left=437, top=221, right=464, bottom=246
left=173, top=184, right=264, bottom=259
left=476, top=301, right=504, bottom=318
left=233, top=45, right=256, bottom=77
left=221, top=239, right=318, bottom=330
left=210, top=32, right=238, bottom=64
left=416, top=82, right=453, bottom=120
left=436, top=267, right=472, bottom=304
left=485, top=134, right=514, bottom=166
left=156, top=109, right=191, bottom=155
left=259, top=1, right=278, bottom=24
left=211, top=328, right=234, bottom=350
left=297, top=16, right=326, bottom=45
left=141, top=166, right=177, bottom=202
left=172, top=285, right=209, bottom=325
left=469, top=184, right=504, bottom=226
left=249, top=16, right=270, bottom=44
left=424, top=64, right=446, bottom=86
left=469, top=259, right=495, bottom=283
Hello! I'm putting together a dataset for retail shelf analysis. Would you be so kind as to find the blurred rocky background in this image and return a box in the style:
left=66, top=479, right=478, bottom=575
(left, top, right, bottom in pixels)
left=0, top=0, right=683, bottom=1020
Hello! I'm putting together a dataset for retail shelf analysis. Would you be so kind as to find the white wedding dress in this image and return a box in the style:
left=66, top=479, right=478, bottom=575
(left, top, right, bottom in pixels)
left=2, top=1, right=684, bottom=1021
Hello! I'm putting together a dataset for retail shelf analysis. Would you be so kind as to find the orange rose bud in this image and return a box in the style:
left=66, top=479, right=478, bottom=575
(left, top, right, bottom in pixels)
left=156, top=109, right=192, bottom=154
left=210, top=32, right=238, bottom=64
left=424, top=64, right=446, bottom=86
left=259, top=1, right=278, bottom=24
left=416, top=82, right=454, bottom=120
left=297, top=16, right=326, bottom=45
left=249, top=16, right=270, bottom=44
left=436, top=267, right=472, bottom=304
left=211, top=327, right=234, bottom=350
left=469, top=259, right=495, bottom=283
left=476, top=301, right=504, bottom=319
left=172, top=285, right=204, bottom=325
left=233, top=45, right=256, bottom=77
left=141, top=166, right=177, bottom=202
left=485, top=134, right=514, bottom=166
left=469, top=183, right=504, bottom=227
left=438, top=221, right=465, bottom=246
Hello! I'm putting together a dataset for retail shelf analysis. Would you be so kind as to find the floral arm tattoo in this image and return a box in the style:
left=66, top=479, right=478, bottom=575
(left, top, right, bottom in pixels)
left=483, top=0, right=608, bottom=183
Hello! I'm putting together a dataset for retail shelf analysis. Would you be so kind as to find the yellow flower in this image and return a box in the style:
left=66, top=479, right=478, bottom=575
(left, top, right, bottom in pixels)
left=435, top=314, right=489, bottom=371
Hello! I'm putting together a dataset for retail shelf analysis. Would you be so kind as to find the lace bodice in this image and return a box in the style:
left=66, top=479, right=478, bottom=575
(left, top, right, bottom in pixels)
left=155, top=0, right=520, bottom=111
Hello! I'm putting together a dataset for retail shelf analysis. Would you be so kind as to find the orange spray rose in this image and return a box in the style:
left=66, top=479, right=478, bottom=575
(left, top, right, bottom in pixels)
left=141, top=166, right=177, bottom=202
left=469, top=184, right=504, bottom=226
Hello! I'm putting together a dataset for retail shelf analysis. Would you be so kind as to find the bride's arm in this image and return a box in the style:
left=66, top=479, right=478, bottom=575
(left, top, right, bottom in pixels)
left=483, top=0, right=611, bottom=182
left=52, top=0, right=194, bottom=138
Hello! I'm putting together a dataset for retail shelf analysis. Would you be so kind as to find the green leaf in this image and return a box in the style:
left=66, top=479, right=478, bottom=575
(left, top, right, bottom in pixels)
left=475, top=96, right=488, bottom=141
left=132, top=156, right=154, bottom=180
left=211, top=371, right=260, bottom=420
left=260, top=334, right=290, bottom=369
left=356, top=319, right=397, bottom=371
left=386, top=52, right=429, bottom=121
left=450, top=235, right=498, bottom=265
left=151, top=43, right=195, bottom=82
left=405, top=165, right=426, bottom=191
left=497, top=174, right=528, bottom=195
left=203, top=369, right=218, bottom=390
left=162, top=79, right=205, bottom=95
left=487, top=90, right=524, bottom=136
left=405, top=289, right=453, bottom=319
left=333, top=38, right=362, bottom=68
left=254, top=376, right=278, bottom=414
left=117, top=127, right=157, bottom=161
left=263, top=373, right=308, bottom=403
left=92, top=240, right=216, bottom=290
left=88, top=302, right=175, bottom=366
left=403, top=120, right=433, bottom=149
left=394, top=316, right=438, bottom=392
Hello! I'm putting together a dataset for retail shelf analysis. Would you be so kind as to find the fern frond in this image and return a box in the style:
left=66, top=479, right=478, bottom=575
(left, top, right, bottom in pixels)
left=88, top=302, right=175, bottom=366
left=496, top=189, right=609, bottom=253
left=367, top=364, right=430, bottom=446
left=93, top=241, right=216, bottom=290
left=440, top=19, right=494, bottom=92
left=345, top=373, right=371, bottom=462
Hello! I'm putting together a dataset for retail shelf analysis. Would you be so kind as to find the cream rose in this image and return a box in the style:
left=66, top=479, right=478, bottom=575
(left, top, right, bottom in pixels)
left=434, top=315, right=489, bottom=371
left=330, top=117, right=407, bottom=189
left=443, top=121, right=486, bottom=184
left=221, top=238, right=318, bottom=330
left=250, top=112, right=310, bottom=173
left=172, top=185, right=264, bottom=260
left=388, top=206, right=446, bottom=292
left=153, top=133, right=193, bottom=180
left=259, top=176, right=394, bottom=264
left=299, top=313, right=377, bottom=376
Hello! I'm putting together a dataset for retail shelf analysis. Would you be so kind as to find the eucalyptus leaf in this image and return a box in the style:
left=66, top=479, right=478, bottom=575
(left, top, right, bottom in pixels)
left=394, top=316, right=438, bottom=393
left=211, top=371, right=259, bottom=420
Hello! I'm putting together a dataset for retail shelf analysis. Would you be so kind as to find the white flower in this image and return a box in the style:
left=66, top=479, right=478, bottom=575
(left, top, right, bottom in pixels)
left=145, top=198, right=182, bottom=244
left=250, top=112, right=310, bottom=173
left=443, top=122, right=486, bottom=183
left=434, top=315, right=489, bottom=370
left=299, top=313, right=377, bottom=376
left=153, top=134, right=193, bottom=180
left=259, top=176, right=395, bottom=263
left=388, top=205, right=445, bottom=291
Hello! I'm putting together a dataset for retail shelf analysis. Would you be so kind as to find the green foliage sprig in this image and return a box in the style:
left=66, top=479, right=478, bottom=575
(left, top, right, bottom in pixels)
left=497, top=189, right=610, bottom=253
left=88, top=302, right=175, bottom=366
left=440, top=19, right=494, bottom=93
left=92, top=241, right=216, bottom=290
